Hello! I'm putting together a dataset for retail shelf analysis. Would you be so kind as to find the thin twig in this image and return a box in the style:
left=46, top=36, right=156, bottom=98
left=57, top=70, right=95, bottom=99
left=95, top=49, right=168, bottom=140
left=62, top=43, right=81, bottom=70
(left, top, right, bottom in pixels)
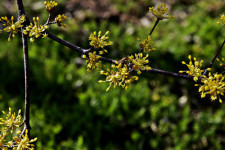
left=203, top=38, right=225, bottom=75
left=149, top=18, right=160, bottom=36
left=46, top=13, right=52, bottom=24
left=21, top=33, right=31, bottom=137
left=44, top=13, right=56, bottom=26
left=139, top=19, right=160, bottom=54
left=16, top=0, right=31, bottom=138
left=47, top=32, right=115, bottom=63
left=47, top=31, right=87, bottom=53
left=149, top=68, right=193, bottom=79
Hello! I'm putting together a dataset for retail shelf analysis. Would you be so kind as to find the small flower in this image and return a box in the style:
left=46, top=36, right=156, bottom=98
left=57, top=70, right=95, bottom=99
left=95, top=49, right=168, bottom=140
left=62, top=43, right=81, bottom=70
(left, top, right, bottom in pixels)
left=179, top=55, right=204, bottom=82
left=128, top=53, right=151, bottom=75
left=23, top=17, right=49, bottom=43
left=0, top=108, right=21, bottom=133
left=55, top=14, right=67, bottom=27
left=149, top=3, right=175, bottom=20
left=0, top=15, right=26, bottom=41
left=44, top=1, right=58, bottom=12
left=42, top=32, right=48, bottom=38
left=89, top=31, right=113, bottom=49
left=137, top=35, right=157, bottom=53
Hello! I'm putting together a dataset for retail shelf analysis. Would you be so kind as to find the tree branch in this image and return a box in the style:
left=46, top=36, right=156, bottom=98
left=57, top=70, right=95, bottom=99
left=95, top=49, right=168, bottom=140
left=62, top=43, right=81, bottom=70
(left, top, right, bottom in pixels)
left=47, top=32, right=116, bottom=63
left=16, top=0, right=25, bottom=17
left=47, top=32, right=193, bottom=80
left=149, top=68, right=192, bottom=79
left=16, top=0, right=31, bottom=138
left=149, top=18, right=160, bottom=36
left=47, top=31, right=89, bottom=53
left=203, top=38, right=225, bottom=75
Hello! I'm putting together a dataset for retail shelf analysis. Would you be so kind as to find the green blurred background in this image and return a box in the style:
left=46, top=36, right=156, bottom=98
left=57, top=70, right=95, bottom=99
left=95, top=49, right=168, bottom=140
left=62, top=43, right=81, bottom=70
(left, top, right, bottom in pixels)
left=1, top=0, right=225, bottom=149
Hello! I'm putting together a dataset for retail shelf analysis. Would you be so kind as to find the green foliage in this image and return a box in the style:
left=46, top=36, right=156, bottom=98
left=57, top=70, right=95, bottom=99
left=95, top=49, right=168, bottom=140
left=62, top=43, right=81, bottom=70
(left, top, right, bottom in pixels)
left=1, top=0, right=225, bottom=149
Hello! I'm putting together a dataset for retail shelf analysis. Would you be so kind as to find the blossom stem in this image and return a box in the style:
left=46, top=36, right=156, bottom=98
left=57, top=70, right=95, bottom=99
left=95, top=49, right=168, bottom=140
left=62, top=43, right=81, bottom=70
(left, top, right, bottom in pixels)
left=149, top=18, right=160, bottom=36
left=203, top=38, right=225, bottom=75
left=138, top=19, right=160, bottom=54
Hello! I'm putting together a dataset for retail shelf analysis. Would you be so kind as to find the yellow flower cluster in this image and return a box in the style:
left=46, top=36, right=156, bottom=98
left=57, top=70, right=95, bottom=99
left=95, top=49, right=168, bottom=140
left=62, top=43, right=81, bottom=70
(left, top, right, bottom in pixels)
left=196, top=73, right=225, bottom=103
left=0, top=108, right=37, bottom=149
left=0, top=108, right=21, bottom=133
left=89, top=31, right=113, bottom=50
left=129, top=53, right=151, bottom=75
left=137, top=35, right=156, bottom=53
left=44, top=0, right=58, bottom=12
left=149, top=3, right=175, bottom=20
left=179, top=55, right=204, bottom=82
left=99, top=53, right=151, bottom=91
left=0, top=15, right=26, bottom=41
left=99, top=63, right=138, bottom=91
left=180, top=55, right=225, bottom=102
left=55, top=14, right=67, bottom=27
left=14, top=129, right=37, bottom=150
left=217, top=14, right=225, bottom=25
left=83, top=31, right=113, bottom=72
left=87, top=29, right=154, bottom=91
left=82, top=51, right=101, bottom=72
left=23, top=17, right=49, bottom=43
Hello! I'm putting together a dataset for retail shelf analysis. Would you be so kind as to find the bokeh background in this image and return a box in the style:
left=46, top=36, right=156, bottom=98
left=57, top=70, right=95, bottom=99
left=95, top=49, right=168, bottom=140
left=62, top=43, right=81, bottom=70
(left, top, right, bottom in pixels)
left=1, top=0, right=225, bottom=149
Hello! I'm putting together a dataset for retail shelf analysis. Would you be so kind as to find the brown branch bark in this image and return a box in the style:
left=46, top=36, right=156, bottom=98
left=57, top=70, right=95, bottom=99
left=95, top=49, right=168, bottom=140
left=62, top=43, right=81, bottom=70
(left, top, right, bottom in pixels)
left=16, top=0, right=31, bottom=138
left=149, top=18, right=160, bottom=36
left=149, top=68, right=192, bottom=79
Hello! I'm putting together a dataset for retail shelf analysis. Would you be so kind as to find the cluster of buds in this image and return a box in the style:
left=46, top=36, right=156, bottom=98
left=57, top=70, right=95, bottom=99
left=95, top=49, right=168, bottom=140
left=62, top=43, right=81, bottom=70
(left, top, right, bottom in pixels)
left=0, top=1, right=67, bottom=43
left=149, top=3, right=175, bottom=20
left=0, top=108, right=37, bottom=149
left=86, top=29, right=152, bottom=91
left=179, top=55, right=204, bottom=82
left=0, top=108, right=21, bottom=133
left=23, top=17, right=49, bottom=43
left=44, top=0, right=58, bottom=12
left=89, top=31, right=113, bottom=51
left=137, top=35, right=156, bottom=53
left=217, top=14, right=225, bottom=25
left=82, top=31, right=113, bottom=72
left=99, top=63, right=138, bottom=91
left=0, top=15, right=25, bottom=41
left=196, top=73, right=225, bottom=103
left=180, top=55, right=225, bottom=102
left=82, top=51, right=102, bottom=72
left=55, top=14, right=67, bottom=27
left=98, top=53, right=151, bottom=91
left=129, top=53, right=151, bottom=75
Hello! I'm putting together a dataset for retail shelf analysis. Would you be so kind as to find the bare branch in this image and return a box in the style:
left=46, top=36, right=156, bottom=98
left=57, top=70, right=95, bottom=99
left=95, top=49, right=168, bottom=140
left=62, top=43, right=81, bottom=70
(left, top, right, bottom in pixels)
left=47, top=32, right=88, bottom=53
left=149, top=68, right=193, bottom=79
left=203, top=38, right=225, bottom=75
left=16, top=0, right=31, bottom=138
left=149, top=18, right=160, bottom=36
